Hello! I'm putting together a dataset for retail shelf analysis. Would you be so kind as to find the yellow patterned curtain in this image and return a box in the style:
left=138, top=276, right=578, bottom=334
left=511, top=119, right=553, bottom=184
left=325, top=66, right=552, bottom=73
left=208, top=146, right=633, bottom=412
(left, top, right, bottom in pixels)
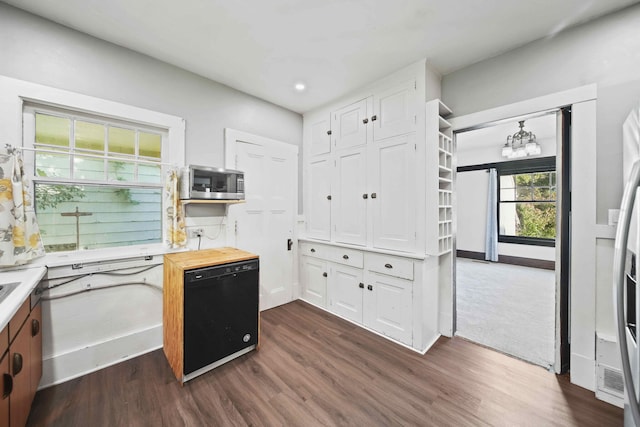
left=0, top=146, right=45, bottom=266
left=164, top=168, right=187, bottom=248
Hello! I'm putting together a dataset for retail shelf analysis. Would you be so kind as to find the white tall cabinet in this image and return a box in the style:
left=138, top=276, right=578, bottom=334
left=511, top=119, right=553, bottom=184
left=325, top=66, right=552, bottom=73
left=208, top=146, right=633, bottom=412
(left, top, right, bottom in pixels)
left=300, top=59, right=451, bottom=353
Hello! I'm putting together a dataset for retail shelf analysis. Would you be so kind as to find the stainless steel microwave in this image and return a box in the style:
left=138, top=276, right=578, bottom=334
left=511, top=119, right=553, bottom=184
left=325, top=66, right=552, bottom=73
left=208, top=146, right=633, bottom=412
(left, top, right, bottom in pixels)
left=179, top=165, right=245, bottom=200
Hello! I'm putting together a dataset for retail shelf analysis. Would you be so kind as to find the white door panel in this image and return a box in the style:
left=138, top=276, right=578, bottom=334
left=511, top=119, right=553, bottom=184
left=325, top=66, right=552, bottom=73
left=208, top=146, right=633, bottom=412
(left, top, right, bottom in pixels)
left=333, top=147, right=367, bottom=246
left=369, top=134, right=416, bottom=252
left=301, top=257, right=327, bottom=308
left=364, top=271, right=413, bottom=346
left=227, top=133, right=297, bottom=311
left=373, top=79, right=417, bottom=141
left=332, top=99, right=369, bottom=150
left=329, top=264, right=364, bottom=323
left=310, top=116, right=331, bottom=157
left=306, top=156, right=332, bottom=240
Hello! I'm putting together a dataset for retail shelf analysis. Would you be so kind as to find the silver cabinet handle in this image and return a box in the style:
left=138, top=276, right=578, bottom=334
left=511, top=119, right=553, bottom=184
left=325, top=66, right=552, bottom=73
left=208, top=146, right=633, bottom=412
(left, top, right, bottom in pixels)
left=614, top=159, right=640, bottom=426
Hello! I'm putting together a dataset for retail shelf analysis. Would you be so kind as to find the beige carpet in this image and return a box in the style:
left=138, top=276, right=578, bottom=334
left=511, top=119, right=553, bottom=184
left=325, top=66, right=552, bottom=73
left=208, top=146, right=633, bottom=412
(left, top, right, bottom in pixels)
left=456, top=258, right=555, bottom=369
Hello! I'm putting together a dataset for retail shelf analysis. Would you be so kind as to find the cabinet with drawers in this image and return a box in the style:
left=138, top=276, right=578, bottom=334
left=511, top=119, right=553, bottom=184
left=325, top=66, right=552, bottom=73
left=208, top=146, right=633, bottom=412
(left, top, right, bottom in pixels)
left=299, top=240, right=439, bottom=351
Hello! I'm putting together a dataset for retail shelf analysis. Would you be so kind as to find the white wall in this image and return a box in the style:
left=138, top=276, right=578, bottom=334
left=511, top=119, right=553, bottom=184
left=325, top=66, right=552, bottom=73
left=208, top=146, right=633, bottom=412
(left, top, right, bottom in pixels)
left=0, top=3, right=302, bottom=386
left=443, top=4, right=640, bottom=393
left=443, top=4, right=640, bottom=224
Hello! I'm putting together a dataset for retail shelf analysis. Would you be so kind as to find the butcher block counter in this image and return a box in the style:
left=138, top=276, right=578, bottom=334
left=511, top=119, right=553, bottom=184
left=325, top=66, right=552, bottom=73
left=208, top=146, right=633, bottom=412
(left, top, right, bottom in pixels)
left=163, top=247, right=259, bottom=384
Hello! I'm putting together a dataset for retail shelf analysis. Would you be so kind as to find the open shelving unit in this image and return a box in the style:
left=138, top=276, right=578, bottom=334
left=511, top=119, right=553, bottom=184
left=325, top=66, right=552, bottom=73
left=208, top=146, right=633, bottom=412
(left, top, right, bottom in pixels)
left=437, top=110, right=453, bottom=255
left=426, top=99, right=453, bottom=256
left=426, top=99, right=455, bottom=337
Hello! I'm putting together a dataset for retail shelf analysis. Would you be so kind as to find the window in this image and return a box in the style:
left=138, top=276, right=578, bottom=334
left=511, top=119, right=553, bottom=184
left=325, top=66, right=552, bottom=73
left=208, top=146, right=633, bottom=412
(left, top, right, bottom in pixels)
left=498, top=158, right=556, bottom=247
left=25, top=105, right=167, bottom=252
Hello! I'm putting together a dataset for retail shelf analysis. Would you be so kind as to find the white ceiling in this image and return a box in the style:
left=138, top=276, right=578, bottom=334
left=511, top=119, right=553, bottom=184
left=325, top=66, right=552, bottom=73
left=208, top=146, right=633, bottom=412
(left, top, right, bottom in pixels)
left=4, top=0, right=637, bottom=113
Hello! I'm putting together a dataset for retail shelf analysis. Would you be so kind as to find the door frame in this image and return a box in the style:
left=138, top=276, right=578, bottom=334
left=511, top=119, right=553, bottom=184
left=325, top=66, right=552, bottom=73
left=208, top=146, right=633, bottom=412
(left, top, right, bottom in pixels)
left=449, top=84, right=597, bottom=383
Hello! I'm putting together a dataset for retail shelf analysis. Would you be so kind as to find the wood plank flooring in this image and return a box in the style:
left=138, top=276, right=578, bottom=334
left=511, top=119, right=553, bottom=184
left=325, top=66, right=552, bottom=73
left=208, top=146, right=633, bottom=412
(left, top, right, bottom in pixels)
left=27, top=300, right=622, bottom=426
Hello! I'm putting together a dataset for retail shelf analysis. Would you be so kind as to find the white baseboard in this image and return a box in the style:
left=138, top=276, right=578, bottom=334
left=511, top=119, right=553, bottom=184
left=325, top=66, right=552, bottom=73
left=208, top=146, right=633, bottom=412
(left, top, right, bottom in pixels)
left=39, top=324, right=163, bottom=389
left=571, top=352, right=596, bottom=391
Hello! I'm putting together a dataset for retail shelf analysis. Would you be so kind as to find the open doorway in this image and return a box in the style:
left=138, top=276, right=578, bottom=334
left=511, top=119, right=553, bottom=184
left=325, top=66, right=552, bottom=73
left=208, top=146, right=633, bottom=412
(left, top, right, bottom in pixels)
left=454, top=112, right=568, bottom=370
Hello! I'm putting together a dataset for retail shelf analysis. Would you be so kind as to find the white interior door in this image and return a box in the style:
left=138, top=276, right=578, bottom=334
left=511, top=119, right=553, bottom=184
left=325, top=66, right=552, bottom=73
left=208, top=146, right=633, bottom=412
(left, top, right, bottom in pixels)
left=225, top=129, right=298, bottom=311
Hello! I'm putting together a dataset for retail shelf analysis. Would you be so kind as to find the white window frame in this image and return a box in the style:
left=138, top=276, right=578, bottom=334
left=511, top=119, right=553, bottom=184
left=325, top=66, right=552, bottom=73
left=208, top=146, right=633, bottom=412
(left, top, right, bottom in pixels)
left=23, top=103, right=170, bottom=187
left=0, top=75, right=185, bottom=264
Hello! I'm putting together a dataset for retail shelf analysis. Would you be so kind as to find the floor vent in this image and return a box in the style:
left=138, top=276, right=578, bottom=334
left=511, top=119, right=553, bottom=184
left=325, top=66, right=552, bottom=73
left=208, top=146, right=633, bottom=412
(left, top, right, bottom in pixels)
left=603, top=366, right=624, bottom=395
left=596, top=334, right=624, bottom=408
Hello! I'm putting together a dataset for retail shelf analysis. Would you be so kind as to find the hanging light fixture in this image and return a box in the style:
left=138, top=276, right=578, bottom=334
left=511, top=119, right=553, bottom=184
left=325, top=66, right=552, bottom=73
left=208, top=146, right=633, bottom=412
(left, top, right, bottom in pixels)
left=501, top=120, right=541, bottom=159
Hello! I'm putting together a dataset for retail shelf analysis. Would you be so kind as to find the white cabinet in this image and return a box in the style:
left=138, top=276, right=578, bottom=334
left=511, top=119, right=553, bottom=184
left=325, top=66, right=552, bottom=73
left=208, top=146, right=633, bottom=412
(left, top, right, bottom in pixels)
left=368, top=133, right=417, bottom=252
left=300, top=256, right=328, bottom=308
left=331, top=98, right=370, bottom=150
left=304, top=71, right=422, bottom=253
left=372, top=79, right=418, bottom=141
left=363, top=271, right=413, bottom=346
left=333, top=146, right=367, bottom=246
left=328, top=264, right=364, bottom=323
left=300, top=241, right=418, bottom=348
left=306, top=156, right=332, bottom=240
left=310, top=115, right=331, bottom=157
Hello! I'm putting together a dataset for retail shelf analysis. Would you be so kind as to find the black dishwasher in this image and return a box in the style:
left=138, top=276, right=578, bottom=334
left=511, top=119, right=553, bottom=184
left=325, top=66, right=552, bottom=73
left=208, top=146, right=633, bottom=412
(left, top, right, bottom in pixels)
left=183, top=259, right=259, bottom=378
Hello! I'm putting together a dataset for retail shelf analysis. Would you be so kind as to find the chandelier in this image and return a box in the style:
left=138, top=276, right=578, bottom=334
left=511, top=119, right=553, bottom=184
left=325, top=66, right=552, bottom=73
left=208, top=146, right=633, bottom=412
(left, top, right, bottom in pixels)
left=501, top=120, right=541, bottom=159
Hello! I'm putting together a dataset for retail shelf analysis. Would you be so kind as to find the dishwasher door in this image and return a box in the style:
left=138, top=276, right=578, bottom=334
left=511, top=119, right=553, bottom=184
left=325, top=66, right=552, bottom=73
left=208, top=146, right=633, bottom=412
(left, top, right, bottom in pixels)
left=183, top=259, right=259, bottom=375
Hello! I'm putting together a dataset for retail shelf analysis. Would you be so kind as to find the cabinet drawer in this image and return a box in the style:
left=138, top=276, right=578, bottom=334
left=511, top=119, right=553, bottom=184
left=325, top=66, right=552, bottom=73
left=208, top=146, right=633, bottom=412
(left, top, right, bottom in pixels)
left=9, top=298, right=30, bottom=343
left=365, top=253, right=414, bottom=280
left=332, top=248, right=363, bottom=268
left=300, top=242, right=332, bottom=260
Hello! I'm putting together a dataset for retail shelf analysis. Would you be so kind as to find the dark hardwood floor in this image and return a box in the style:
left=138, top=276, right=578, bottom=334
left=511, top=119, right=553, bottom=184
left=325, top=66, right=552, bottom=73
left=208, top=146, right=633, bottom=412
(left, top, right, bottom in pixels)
left=28, top=300, right=622, bottom=426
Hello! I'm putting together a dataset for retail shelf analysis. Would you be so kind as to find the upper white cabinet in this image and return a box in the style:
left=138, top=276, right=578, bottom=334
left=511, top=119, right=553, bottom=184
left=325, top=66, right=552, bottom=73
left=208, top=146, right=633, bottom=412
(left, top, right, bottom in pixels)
left=310, top=115, right=331, bottom=157
left=372, top=79, right=418, bottom=141
left=333, top=146, right=368, bottom=246
left=331, top=98, right=370, bottom=150
left=368, top=133, right=417, bottom=252
left=303, top=59, right=445, bottom=256
left=307, top=156, right=332, bottom=240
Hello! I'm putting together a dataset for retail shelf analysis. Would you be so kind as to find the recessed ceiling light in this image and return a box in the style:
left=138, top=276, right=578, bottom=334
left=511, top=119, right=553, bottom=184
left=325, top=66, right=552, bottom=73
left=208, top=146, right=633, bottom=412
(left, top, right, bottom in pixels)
left=294, top=82, right=306, bottom=92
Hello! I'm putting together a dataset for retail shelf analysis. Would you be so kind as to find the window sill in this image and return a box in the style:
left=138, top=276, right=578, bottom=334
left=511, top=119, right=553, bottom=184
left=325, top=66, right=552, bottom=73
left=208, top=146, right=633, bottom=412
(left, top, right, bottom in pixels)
left=498, top=236, right=556, bottom=247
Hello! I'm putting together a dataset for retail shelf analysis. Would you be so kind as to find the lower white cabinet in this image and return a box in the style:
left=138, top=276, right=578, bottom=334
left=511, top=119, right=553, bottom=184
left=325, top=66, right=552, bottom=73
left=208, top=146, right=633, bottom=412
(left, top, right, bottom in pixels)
left=300, top=256, right=328, bottom=308
left=300, top=241, right=423, bottom=349
left=363, top=271, right=413, bottom=345
left=328, top=264, right=364, bottom=323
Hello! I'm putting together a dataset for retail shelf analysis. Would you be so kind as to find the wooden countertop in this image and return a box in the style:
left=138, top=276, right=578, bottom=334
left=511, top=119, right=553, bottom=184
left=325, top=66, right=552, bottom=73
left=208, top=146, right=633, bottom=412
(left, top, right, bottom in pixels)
left=164, top=247, right=258, bottom=270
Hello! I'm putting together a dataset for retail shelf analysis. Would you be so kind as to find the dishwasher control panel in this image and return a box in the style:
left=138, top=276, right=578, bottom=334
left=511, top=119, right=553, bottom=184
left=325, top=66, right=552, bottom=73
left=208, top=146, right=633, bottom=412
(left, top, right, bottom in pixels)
left=186, top=259, right=259, bottom=283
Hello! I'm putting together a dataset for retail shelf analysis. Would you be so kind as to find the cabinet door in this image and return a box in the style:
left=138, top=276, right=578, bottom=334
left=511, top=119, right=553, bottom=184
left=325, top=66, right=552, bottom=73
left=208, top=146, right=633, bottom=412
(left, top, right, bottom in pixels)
left=363, top=271, right=413, bottom=346
left=0, top=353, right=8, bottom=427
left=369, top=133, right=417, bottom=252
left=300, top=256, right=328, bottom=308
left=310, top=115, right=331, bottom=157
left=9, top=322, right=30, bottom=427
left=372, top=79, right=417, bottom=141
left=333, top=147, right=367, bottom=246
left=328, top=264, right=364, bottom=324
left=306, top=156, right=332, bottom=240
left=331, top=99, right=369, bottom=151
left=30, top=304, right=42, bottom=398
